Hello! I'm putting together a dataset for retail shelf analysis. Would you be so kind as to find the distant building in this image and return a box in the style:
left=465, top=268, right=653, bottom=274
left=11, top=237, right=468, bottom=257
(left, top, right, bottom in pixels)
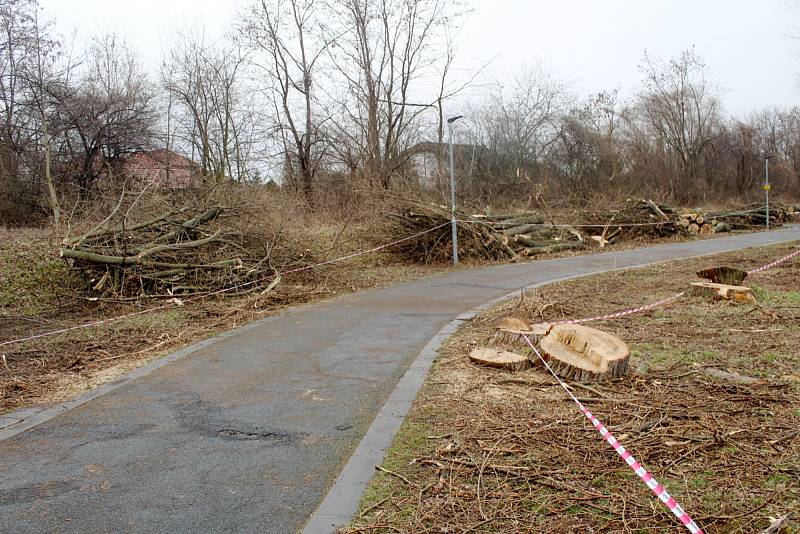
left=403, top=141, right=493, bottom=187
left=110, top=149, right=202, bottom=189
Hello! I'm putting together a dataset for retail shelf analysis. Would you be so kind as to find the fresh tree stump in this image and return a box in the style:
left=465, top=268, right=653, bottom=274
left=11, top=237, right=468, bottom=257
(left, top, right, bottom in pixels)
left=494, top=316, right=532, bottom=334
left=696, top=266, right=748, bottom=285
left=468, top=347, right=531, bottom=372
left=538, top=324, right=630, bottom=382
left=689, top=282, right=753, bottom=301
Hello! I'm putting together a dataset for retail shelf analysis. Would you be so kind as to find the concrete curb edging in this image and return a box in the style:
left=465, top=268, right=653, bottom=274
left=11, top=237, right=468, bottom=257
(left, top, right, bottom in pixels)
left=301, top=234, right=800, bottom=533
left=300, top=271, right=602, bottom=534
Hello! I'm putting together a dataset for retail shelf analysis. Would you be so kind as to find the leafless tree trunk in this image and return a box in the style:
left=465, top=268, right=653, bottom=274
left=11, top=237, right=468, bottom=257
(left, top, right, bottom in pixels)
left=241, top=0, right=331, bottom=202
left=637, top=50, right=719, bottom=199
left=163, top=34, right=252, bottom=183
left=328, top=0, right=454, bottom=189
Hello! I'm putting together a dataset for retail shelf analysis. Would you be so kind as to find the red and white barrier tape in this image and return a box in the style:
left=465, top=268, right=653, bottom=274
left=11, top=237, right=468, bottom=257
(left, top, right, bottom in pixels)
left=514, top=246, right=798, bottom=530
left=552, top=245, right=800, bottom=326
left=0, top=222, right=452, bottom=348
left=521, top=334, right=704, bottom=534
left=558, top=292, right=687, bottom=325
left=747, top=247, right=800, bottom=275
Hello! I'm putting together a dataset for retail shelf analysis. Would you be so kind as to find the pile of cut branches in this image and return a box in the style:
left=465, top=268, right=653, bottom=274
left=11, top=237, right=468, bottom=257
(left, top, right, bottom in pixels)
left=584, top=198, right=688, bottom=247
left=386, top=203, right=584, bottom=263
left=59, top=199, right=300, bottom=297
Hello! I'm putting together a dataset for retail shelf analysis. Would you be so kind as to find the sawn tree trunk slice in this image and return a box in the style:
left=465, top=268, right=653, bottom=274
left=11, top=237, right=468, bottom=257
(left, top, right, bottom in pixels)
left=538, top=324, right=630, bottom=382
left=469, top=347, right=531, bottom=372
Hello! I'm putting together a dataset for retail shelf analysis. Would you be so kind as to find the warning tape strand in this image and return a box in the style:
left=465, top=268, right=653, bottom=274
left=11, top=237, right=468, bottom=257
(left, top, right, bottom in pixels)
left=557, top=292, right=687, bottom=325
left=455, top=218, right=677, bottom=229
left=513, top=245, right=799, bottom=531
left=747, top=247, right=800, bottom=275
left=552, top=245, right=800, bottom=326
left=521, top=335, right=704, bottom=534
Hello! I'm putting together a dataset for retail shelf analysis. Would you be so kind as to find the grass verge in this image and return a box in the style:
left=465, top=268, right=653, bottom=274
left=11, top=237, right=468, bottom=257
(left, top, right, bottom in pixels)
left=345, top=242, right=800, bottom=534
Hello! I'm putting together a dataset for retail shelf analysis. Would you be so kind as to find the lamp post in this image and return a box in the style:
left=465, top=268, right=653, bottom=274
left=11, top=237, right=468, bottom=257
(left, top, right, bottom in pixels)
left=448, top=115, right=464, bottom=265
left=765, top=155, right=773, bottom=230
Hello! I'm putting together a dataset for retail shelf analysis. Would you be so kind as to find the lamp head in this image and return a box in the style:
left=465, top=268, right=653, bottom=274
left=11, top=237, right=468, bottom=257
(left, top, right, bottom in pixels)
left=447, top=115, right=464, bottom=124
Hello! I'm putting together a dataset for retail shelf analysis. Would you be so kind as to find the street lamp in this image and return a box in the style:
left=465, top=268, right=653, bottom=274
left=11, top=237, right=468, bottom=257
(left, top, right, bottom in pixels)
left=448, top=115, right=464, bottom=265
left=764, top=155, right=773, bottom=230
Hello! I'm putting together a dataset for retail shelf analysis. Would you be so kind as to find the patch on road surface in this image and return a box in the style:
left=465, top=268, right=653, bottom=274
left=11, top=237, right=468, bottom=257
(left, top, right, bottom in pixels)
left=218, top=427, right=303, bottom=443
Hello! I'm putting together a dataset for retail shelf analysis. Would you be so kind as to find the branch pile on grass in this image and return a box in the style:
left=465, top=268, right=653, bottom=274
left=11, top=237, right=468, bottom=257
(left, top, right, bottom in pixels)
left=59, top=199, right=301, bottom=297
left=585, top=198, right=689, bottom=247
left=386, top=203, right=584, bottom=263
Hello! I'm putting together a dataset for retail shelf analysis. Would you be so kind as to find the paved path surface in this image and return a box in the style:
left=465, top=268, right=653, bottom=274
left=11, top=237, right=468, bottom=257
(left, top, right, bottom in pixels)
left=1, top=228, right=798, bottom=534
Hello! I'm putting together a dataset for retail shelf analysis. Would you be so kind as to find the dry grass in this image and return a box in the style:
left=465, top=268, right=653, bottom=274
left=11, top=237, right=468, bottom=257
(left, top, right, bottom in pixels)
left=346, top=242, right=800, bottom=534
left=0, top=222, right=454, bottom=413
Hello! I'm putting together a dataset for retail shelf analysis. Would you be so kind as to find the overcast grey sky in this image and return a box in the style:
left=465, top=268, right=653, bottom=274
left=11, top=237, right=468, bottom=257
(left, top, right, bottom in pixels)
left=40, top=0, right=799, bottom=116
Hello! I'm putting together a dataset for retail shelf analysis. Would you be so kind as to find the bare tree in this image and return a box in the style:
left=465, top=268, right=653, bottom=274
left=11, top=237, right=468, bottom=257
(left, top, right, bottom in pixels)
left=241, top=0, right=331, bottom=202
left=472, top=65, right=567, bottom=186
left=327, top=0, right=457, bottom=188
left=554, top=90, right=622, bottom=196
left=0, top=0, right=62, bottom=222
left=51, top=34, right=155, bottom=196
left=163, top=33, right=254, bottom=183
left=635, top=49, right=720, bottom=199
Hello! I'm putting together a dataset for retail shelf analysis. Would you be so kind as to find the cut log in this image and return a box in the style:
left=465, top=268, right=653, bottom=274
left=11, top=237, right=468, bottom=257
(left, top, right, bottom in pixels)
left=468, top=347, right=531, bottom=372
left=696, top=266, right=748, bottom=286
left=521, top=242, right=583, bottom=256
left=514, top=235, right=551, bottom=248
left=538, top=324, right=630, bottom=382
left=699, top=223, right=713, bottom=235
left=530, top=323, right=553, bottom=336
left=503, top=224, right=542, bottom=237
left=702, top=367, right=761, bottom=385
left=762, top=514, right=793, bottom=534
left=689, top=282, right=753, bottom=301
left=495, top=316, right=532, bottom=334
left=688, top=223, right=700, bottom=234
left=712, top=222, right=731, bottom=233
left=491, top=215, right=545, bottom=227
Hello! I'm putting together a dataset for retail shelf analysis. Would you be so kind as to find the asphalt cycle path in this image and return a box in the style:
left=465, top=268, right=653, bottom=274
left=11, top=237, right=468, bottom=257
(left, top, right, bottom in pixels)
left=1, top=226, right=797, bottom=534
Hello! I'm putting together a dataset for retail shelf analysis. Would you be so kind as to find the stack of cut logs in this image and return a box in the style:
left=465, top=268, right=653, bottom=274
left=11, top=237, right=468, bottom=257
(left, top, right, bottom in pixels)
left=387, top=199, right=792, bottom=263
left=386, top=204, right=583, bottom=263
left=679, top=204, right=789, bottom=234
left=678, top=212, right=729, bottom=235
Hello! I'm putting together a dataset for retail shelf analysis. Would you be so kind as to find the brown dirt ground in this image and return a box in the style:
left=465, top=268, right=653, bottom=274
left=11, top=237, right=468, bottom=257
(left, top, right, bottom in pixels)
left=345, top=242, right=800, bottom=534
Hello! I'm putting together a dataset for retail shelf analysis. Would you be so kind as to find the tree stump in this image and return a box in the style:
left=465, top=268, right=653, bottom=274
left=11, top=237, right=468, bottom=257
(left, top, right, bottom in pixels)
left=538, top=324, right=630, bottom=382
left=689, top=282, right=753, bottom=301
left=696, top=266, right=748, bottom=286
left=468, top=347, right=531, bottom=372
